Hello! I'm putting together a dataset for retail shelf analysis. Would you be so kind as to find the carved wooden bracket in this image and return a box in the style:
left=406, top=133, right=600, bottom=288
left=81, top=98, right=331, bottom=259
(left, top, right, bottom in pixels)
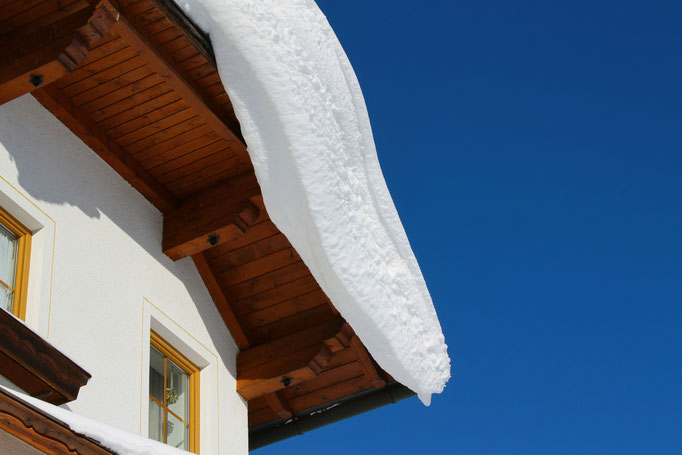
left=0, top=388, right=113, bottom=454
left=237, top=318, right=349, bottom=401
left=163, top=173, right=262, bottom=260
left=0, top=0, right=120, bottom=105
left=236, top=317, right=388, bottom=401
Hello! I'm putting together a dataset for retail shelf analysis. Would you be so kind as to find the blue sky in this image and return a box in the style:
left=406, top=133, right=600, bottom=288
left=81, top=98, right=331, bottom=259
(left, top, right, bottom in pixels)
left=257, top=1, right=681, bottom=453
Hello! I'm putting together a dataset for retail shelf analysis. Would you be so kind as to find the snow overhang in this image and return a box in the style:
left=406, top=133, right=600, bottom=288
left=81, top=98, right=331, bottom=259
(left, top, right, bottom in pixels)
left=0, top=0, right=449, bottom=436
left=170, top=0, right=451, bottom=405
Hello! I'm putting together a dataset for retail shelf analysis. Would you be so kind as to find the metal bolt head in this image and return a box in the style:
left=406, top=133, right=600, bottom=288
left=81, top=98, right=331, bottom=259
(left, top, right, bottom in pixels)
left=29, top=74, right=43, bottom=87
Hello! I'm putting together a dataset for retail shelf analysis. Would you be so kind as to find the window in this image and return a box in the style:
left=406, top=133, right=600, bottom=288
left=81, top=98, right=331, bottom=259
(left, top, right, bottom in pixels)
left=149, top=331, right=199, bottom=453
left=0, top=207, right=31, bottom=319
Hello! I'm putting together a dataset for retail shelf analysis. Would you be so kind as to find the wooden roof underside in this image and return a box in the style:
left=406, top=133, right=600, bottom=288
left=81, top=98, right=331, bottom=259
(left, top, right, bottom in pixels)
left=0, top=0, right=396, bottom=430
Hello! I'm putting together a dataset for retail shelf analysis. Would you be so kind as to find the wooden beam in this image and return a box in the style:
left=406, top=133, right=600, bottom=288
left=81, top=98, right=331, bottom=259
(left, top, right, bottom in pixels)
left=238, top=318, right=344, bottom=371
left=163, top=173, right=261, bottom=260
left=237, top=321, right=353, bottom=401
left=350, top=335, right=386, bottom=389
left=32, top=84, right=178, bottom=212
left=110, top=9, right=249, bottom=162
left=0, top=1, right=118, bottom=105
left=264, top=392, right=293, bottom=421
left=192, top=251, right=250, bottom=350
left=237, top=345, right=319, bottom=401
left=142, top=0, right=249, bottom=141
left=323, top=322, right=354, bottom=354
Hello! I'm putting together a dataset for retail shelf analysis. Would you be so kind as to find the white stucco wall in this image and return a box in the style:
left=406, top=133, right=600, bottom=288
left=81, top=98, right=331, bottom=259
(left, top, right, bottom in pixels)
left=0, top=95, right=247, bottom=455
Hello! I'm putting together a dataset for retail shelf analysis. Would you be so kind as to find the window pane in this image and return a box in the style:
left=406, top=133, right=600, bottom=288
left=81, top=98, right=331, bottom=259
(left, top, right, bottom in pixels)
left=149, top=347, right=165, bottom=403
left=0, top=286, right=12, bottom=313
left=0, top=224, right=17, bottom=313
left=166, top=411, right=189, bottom=450
left=167, top=361, right=189, bottom=422
left=148, top=398, right=164, bottom=443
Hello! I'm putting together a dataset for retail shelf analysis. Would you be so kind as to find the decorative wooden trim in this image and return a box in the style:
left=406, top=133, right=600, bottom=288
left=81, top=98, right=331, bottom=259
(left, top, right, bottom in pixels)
left=150, top=331, right=200, bottom=454
left=0, top=206, right=32, bottom=320
left=192, top=252, right=250, bottom=350
left=323, top=322, right=354, bottom=354
left=0, top=1, right=119, bottom=105
left=0, top=310, right=91, bottom=405
left=0, top=388, right=114, bottom=455
left=237, top=319, right=352, bottom=401
left=32, top=84, right=179, bottom=212
left=238, top=318, right=346, bottom=372
left=111, top=8, right=249, bottom=162
left=164, top=173, right=261, bottom=261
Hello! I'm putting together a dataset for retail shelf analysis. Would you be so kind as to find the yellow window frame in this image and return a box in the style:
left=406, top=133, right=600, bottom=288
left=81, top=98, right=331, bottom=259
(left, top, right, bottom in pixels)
left=0, top=206, right=31, bottom=320
left=150, top=331, right=200, bottom=454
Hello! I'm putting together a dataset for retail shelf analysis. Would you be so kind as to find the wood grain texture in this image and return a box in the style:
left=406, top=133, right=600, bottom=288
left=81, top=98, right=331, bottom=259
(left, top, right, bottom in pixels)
left=192, top=252, right=250, bottom=350
left=0, top=1, right=116, bottom=105
left=32, top=84, right=179, bottom=212
left=0, top=388, right=113, bottom=455
left=111, top=8, right=248, bottom=162
left=164, top=173, right=261, bottom=260
left=0, top=309, right=91, bottom=405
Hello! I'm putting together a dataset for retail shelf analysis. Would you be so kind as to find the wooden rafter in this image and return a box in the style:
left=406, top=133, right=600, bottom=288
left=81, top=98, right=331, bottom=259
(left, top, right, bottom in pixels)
left=164, top=173, right=261, bottom=260
left=0, top=0, right=118, bottom=105
left=192, top=251, right=250, bottom=350
left=350, top=335, right=387, bottom=389
left=149, top=0, right=215, bottom=65
left=32, top=84, right=179, bottom=212
left=264, top=392, right=293, bottom=421
left=111, top=8, right=249, bottom=162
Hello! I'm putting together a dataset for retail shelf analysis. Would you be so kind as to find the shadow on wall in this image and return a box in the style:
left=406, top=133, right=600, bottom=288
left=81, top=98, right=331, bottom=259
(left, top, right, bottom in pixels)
left=0, top=94, right=237, bottom=378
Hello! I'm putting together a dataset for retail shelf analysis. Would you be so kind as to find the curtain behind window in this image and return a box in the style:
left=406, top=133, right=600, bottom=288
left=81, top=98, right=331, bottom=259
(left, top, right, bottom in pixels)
left=0, top=224, right=17, bottom=313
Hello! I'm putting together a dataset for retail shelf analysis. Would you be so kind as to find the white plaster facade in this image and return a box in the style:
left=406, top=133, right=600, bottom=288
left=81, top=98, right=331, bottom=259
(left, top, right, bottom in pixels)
left=0, top=94, right=247, bottom=455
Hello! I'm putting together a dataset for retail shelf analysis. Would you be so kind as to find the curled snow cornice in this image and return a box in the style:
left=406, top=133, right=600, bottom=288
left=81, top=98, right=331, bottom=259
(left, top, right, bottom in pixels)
left=173, top=0, right=450, bottom=404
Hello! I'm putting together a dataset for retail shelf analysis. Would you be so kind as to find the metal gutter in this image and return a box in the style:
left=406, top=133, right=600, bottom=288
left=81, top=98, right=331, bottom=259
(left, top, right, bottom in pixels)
left=249, top=382, right=415, bottom=451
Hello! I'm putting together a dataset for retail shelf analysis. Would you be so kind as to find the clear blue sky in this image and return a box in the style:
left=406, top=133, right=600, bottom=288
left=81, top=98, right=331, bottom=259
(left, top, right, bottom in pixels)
left=257, top=1, right=681, bottom=453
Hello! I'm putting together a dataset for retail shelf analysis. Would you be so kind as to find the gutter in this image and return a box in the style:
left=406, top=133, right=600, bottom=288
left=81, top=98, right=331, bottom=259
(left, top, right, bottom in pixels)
left=249, top=382, right=415, bottom=451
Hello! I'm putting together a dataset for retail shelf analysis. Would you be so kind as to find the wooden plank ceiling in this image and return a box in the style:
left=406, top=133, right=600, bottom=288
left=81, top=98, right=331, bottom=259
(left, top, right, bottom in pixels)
left=0, top=0, right=397, bottom=431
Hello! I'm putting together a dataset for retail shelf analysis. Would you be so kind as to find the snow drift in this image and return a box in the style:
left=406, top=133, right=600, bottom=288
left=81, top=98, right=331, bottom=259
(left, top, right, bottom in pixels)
left=173, top=0, right=450, bottom=404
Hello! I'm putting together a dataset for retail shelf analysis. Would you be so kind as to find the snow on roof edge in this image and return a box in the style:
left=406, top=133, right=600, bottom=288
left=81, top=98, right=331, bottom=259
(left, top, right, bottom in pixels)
left=172, top=0, right=450, bottom=404
left=1, top=386, right=190, bottom=455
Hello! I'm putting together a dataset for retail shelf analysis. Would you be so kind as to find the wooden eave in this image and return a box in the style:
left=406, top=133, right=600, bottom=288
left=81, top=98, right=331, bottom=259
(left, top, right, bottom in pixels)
left=0, top=388, right=114, bottom=455
left=0, top=310, right=91, bottom=405
left=0, top=0, right=400, bottom=432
